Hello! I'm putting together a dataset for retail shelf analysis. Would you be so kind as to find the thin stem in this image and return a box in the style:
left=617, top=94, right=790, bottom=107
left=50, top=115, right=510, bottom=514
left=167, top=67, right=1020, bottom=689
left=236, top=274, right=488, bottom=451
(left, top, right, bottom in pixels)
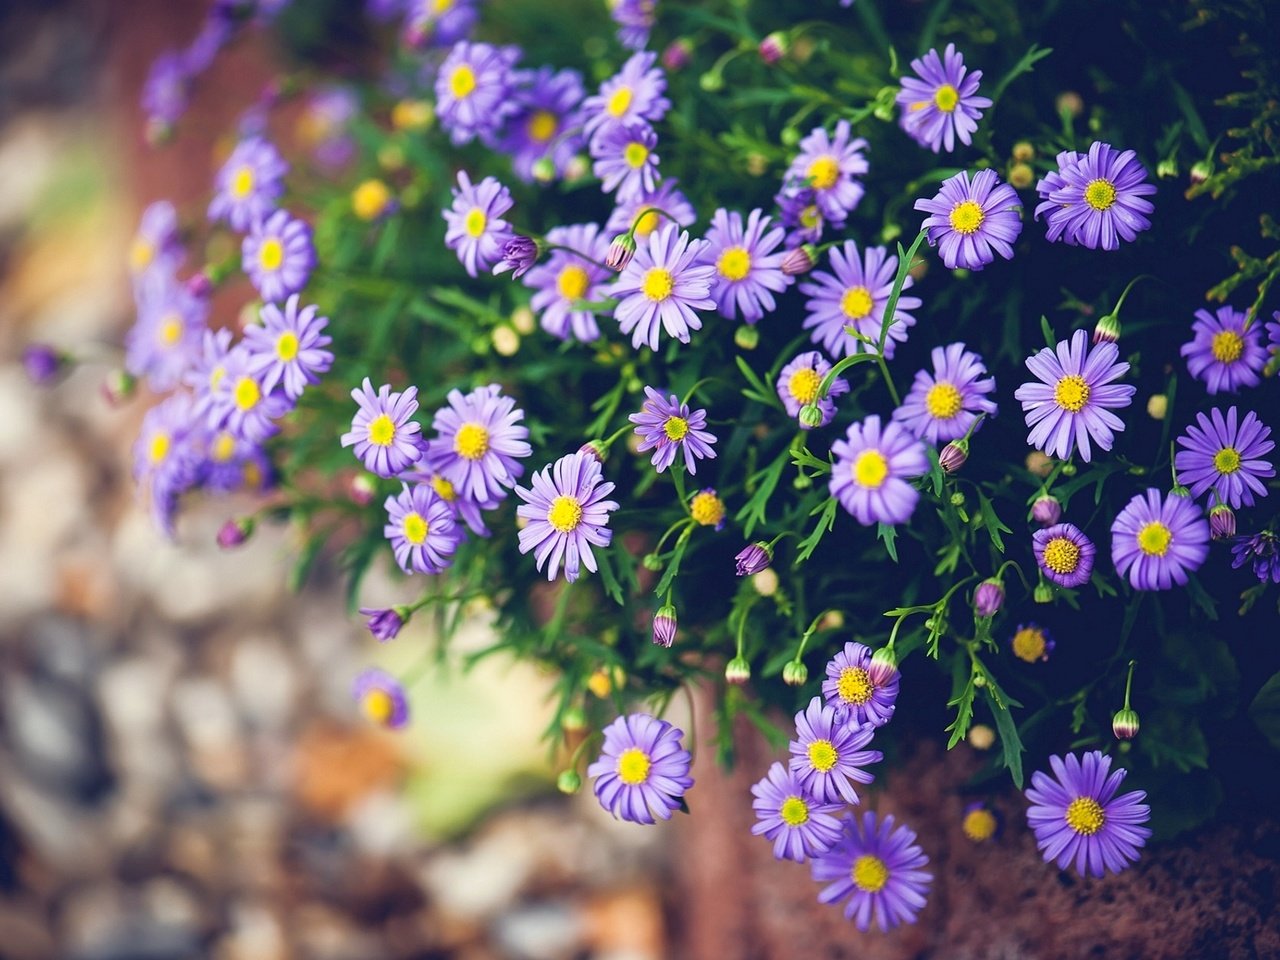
left=541, top=241, right=613, bottom=272
left=1123, top=660, right=1137, bottom=710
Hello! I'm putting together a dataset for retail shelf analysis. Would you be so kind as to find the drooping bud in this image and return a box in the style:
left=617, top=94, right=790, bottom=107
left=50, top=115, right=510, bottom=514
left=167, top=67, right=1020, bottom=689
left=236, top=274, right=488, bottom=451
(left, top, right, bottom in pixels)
left=652, top=604, right=678, bottom=648
left=1031, top=495, right=1062, bottom=527
left=734, top=541, right=772, bottom=577
left=556, top=770, right=583, bottom=794
left=1209, top=503, right=1236, bottom=540
left=939, top=440, right=968, bottom=474
left=530, top=156, right=557, bottom=183
left=798, top=403, right=825, bottom=429
left=973, top=579, right=1005, bottom=618
left=661, top=38, right=693, bottom=72
left=578, top=440, right=606, bottom=464
left=759, top=31, right=789, bottom=65
left=22, top=344, right=64, bottom=385
left=560, top=705, right=587, bottom=732
left=1092, top=311, right=1121, bottom=344
left=216, top=516, right=255, bottom=549
left=781, top=244, right=818, bottom=277
left=1189, top=160, right=1211, bottom=185
left=605, top=232, right=637, bottom=271
left=868, top=647, right=898, bottom=686
left=349, top=473, right=377, bottom=506
left=1112, top=708, right=1140, bottom=741
left=734, top=325, right=760, bottom=350
left=782, top=660, right=808, bottom=686
left=725, top=656, right=751, bottom=684
left=642, top=553, right=664, bottom=571
left=492, top=235, right=541, bottom=279
left=1156, top=157, right=1178, bottom=179
left=185, top=270, right=214, bottom=299
left=1170, top=482, right=1192, bottom=498
left=358, top=605, right=407, bottom=643
left=1033, top=581, right=1054, bottom=604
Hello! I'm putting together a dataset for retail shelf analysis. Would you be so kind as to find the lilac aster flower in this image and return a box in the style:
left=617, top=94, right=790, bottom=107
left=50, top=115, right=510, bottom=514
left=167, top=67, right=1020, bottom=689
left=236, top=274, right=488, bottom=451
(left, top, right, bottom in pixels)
left=962, top=801, right=1003, bottom=842
left=799, top=241, right=922, bottom=360
left=689, top=488, right=726, bottom=529
left=340, top=378, right=424, bottom=478
left=515, top=451, right=619, bottom=583
left=501, top=67, right=586, bottom=182
left=751, top=762, right=845, bottom=863
left=126, top=273, right=208, bottom=392
left=1180, top=306, right=1267, bottom=395
left=607, top=224, right=715, bottom=351
left=896, top=43, right=991, bottom=153
left=241, top=295, right=333, bottom=399
left=777, top=351, right=849, bottom=429
left=789, top=696, right=882, bottom=805
left=1025, top=750, right=1151, bottom=877
left=443, top=171, right=516, bottom=278
left=893, top=342, right=998, bottom=444
left=297, top=85, right=358, bottom=170
left=1174, top=407, right=1275, bottom=509
left=591, top=121, right=660, bottom=202
left=628, top=386, right=717, bottom=474
left=384, top=482, right=462, bottom=574
left=1014, top=329, right=1136, bottom=463
left=587, top=713, right=693, bottom=824
left=353, top=668, right=410, bottom=729
left=217, top=347, right=292, bottom=443
left=1032, top=522, right=1096, bottom=589
left=133, top=392, right=203, bottom=535
left=915, top=168, right=1023, bottom=271
left=430, top=384, right=532, bottom=503
left=1035, top=141, right=1155, bottom=250
left=1111, top=488, right=1211, bottom=590
left=434, top=42, right=520, bottom=146
left=1011, top=623, right=1054, bottom=663
left=524, top=222, right=612, bottom=343
left=409, top=440, right=500, bottom=537
left=822, top=641, right=900, bottom=729
left=829, top=415, right=929, bottom=527
left=605, top=178, right=697, bottom=244
left=202, top=429, right=272, bottom=494
left=781, top=120, right=868, bottom=224
left=129, top=201, right=183, bottom=285
left=142, top=52, right=190, bottom=135
left=581, top=52, right=670, bottom=144
left=1268, top=312, right=1280, bottom=357
left=698, top=208, right=791, bottom=324
left=359, top=606, right=404, bottom=642
left=811, top=812, right=933, bottom=931
left=242, top=209, right=315, bottom=303
left=207, top=136, right=288, bottom=232
left=185, top=328, right=235, bottom=426
left=1033, top=150, right=1083, bottom=247
left=404, top=0, right=479, bottom=48
left=610, top=0, right=656, bottom=51
left=1232, top=531, right=1280, bottom=584
left=776, top=188, right=831, bottom=247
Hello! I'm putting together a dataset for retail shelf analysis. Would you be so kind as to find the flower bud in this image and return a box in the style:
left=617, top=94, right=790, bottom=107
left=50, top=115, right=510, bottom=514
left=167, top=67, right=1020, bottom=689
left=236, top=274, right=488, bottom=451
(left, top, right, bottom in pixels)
left=349, top=473, right=377, bottom=506
left=752, top=567, right=779, bottom=596
left=967, top=723, right=996, bottom=750
left=101, top=369, right=137, bottom=406
left=734, top=541, right=772, bottom=577
left=799, top=403, right=825, bottom=429
left=1031, top=495, right=1062, bottom=526
left=1092, top=312, right=1121, bottom=344
left=949, top=491, right=965, bottom=507
left=1156, top=157, right=1178, bottom=179
left=560, top=705, right=587, bottom=732
left=1012, top=141, right=1035, bottom=162
left=780, top=127, right=800, bottom=147
left=734, top=325, right=760, bottom=350
left=1146, top=393, right=1168, bottom=420
left=642, top=553, right=664, bottom=571
left=1055, top=91, right=1084, bottom=118
left=605, top=232, right=637, bottom=271
left=662, top=38, right=693, bottom=72
left=782, top=660, right=808, bottom=686
left=939, top=440, right=968, bottom=474
left=22, top=344, right=64, bottom=385
left=359, top=605, right=406, bottom=642
left=725, top=656, right=751, bottom=684
left=491, top=325, right=520, bottom=356
left=781, top=244, right=818, bottom=277
left=493, top=236, right=541, bottom=279
left=578, top=440, right=607, bottom=464
left=1033, top=581, right=1054, bottom=604
left=698, top=71, right=723, bottom=93
left=1008, top=162, right=1034, bottom=190
left=868, top=647, right=898, bottom=686
left=1189, top=160, right=1211, bottom=185
left=531, top=157, right=557, bottom=183
left=186, top=270, right=215, bottom=299
left=759, top=31, right=789, bottom=65
left=216, top=516, right=254, bottom=549
left=973, top=579, right=1005, bottom=618
left=1025, top=451, right=1053, bottom=478
left=1170, top=482, right=1192, bottom=498
left=652, top=604, right=678, bottom=648
left=1112, top=708, right=1140, bottom=740
left=557, top=770, right=583, bottom=794
left=1209, top=503, right=1235, bottom=540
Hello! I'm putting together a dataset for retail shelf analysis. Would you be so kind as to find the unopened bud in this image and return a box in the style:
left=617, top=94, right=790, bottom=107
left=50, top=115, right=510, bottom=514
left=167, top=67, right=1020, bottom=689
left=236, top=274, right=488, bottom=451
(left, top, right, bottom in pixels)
left=662, top=38, right=693, bottom=72
left=1146, top=394, right=1168, bottom=420
left=734, top=541, right=772, bottom=577
left=557, top=770, right=582, bottom=794
left=493, top=235, right=541, bottom=279
left=653, top=604, right=678, bottom=648
left=968, top=723, right=996, bottom=750
left=578, top=440, right=606, bottom=464
left=782, top=660, right=808, bottom=686
left=1008, top=162, right=1034, bottom=189
left=781, top=244, right=818, bottom=276
left=1189, top=160, right=1211, bottom=185
left=974, top=579, right=1005, bottom=618
left=759, top=31, right=789, bottom=65
left=186, top=271, right=214, bottom=299
left=1026, top=451, right=1053, bottom=478
left=799, top=403, right=825, bottom=429
left=22, top=344, right=65, bottom=384
left=642, top=553, right=664, bottom=571
left=531, top=157, right=557, bottom=182
left=939, top=440, right=968, bottom=474
left=560, top=706, right=587, bottom=732
left=1112, top=708, right=1140, bottom=741
left=350, top=473, right=377, bottom=506
left=699, top=71, right=723, bottom=93
left=725, top=656, right=751, bottom=684
left=735, top=325, right=760, bottom=350
left=1170, top=482, right=1192, bottom=498
left=216, top=516, right=254, bottom=549
left=1033, top=581, right=1054, bottom=603
left=1056, top=91, right=1084, bottom=118
left=1012, top=141, right=1035, bottom=162
left=1209, top=503, right=1236, bottom=540
left=605, top=232, right=637, bottom=271
left=1093, top=312, right=1121, bottom=344
left=752, top=567, right=779, bottom=596
left=1156, top=158, right=1178, bottom=179
left=1031, top=495, right=1062, bottom=526
left=101, top=369, right=137, bottom=406
left=868, top=647, right=898, bottom=686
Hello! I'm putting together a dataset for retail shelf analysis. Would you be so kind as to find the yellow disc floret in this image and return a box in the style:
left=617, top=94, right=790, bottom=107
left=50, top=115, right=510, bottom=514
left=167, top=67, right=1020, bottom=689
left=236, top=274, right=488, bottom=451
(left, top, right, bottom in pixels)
left=1083, top=178, right=1117, bottom=211
left=788, top=367, right=822, bottom=406
left=557, top=265, right=590, bottom=301
left=368, top=414, right=396, bottom=446
left=1064, top=796, right=1106, bottom=836
left=840, top=285, right=874, bottom=321
left=1054, top=374, right=1091, bottom=412
left=807, top=739, right=838, bottom=773
left=807, top=155, right=839, bottom=190
left=402, top=512, right=428, bottom=544
left=1137, top=521, right=1172, bottom=557
left=607, top=86, right=633, bottom=118
left=624, top=142, right=649, bottom=168
left=454, top=422, right=490, bottom=460
left=1214, top=446, right=1242, bottom=474
left=449, top=64, right=476, bottom=98
left=361, top=689, right=395, bottom=725
left=233, top=377, right=260, bottom=411
left=837, top=666, right=874, bottom=705
left=641, top=267, right=674, bottom=302
left=276, top=331, right=299, bottom=362
left=527, top=110, right=557, bottom=142
left=1042, top=536, right=1081, bottom=575
left=464, top=207, right=487, bottom=238
left=258, top=238, right=284, bottom=271
left=717, top=246, right=751, bottom=281
left=851, top=855, right=890, bottom=893
left=949, top=199, right=985, bottom=235
left=925, top=382, right=963, bottom=420
left=352, top=179, right=393, bottom=221
left=231, top=166, right=254, bottom=198
left=962, top=808, right=999, bottom=841
left=616, top=746, right=651, bottom=784
left=548, top=495, right=583, bottom=533
left=852, top=449, right=889, bottom=489
left=690, top=491, right=725, bottom=527
left=1011, top=626, right=1047, bottom=663
left=1211, top=330, right=1244, bottom=364
left=780, top=796, right=810, bottom=827
left=663, top=416, right=689, bottom=442
left=933, top=83, right=959, bottom=112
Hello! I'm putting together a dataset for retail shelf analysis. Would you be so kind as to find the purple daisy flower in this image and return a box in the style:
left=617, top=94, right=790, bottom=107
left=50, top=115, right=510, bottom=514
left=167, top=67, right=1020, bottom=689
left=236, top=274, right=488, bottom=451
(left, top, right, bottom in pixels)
left=777, top=351, right=849, bottom=429
left=1036, top=141, right=1155, bottom=251
left=133, top=392, right=203, bottom=534
left=811, top=812, right=933, bottom=932
left=384, top=482, right=462, bottom=574
left=821, top=641, right=900, bottom=729
left=893, top=342, right=998, bottom=444
left=781, top=120, right=868, bottom=224
left=698, top=207, right=791, bottom=324
left=515, top=451, right=619, bottom=583
left=915, top=168, right=1023, bottom=271
left=1014, top=329, right=1136, bottom=463
left=605, top=178, right=697, bottom=244
left=610, top=0, right=656, bottom=51
left=142, top=52, right=190, bottom=135
left=241, top=294, right=333, bottom=399
left=1032, top=522, right=1096, bottom=589
left=202, top=429, right=271, bottom=495
left=1011, top=623, right=1054, bottom=663
left=896, top=44, right=991, bottom=153
left=587, top=713, right=693, bottom=825
left=751, top=762, right=845, bottom=863
left=353, top=668, right=410, bottom=729
left=524, top=222, right=612, bottom=342
left=607, top=223, right=715, bottom=351
left=581, top=52, right=670, bottom=145
left=799, top=241, right=922, bottom=360
left=340, top=378, right=424, bottom=478
left=184, top=328, right=235, bottom=426
left=216, top=347, right=292, bottom=443
left=1111, top=488, right=1211, bottom=590
left=242, top=209, right=315, bottom=303
left=129, top=201, right=183, bottom=285
left=689, top=487, right=726, bottom=530
left=1180, top=306, right=1267, bottom=395
left=359, top=606, right=404, bottom=643
left=430, top=384, right=532, bottom=503
left=443, top=170, right=516, bottom=278
left=408, top=440, right=500, bottom=538
left=1232, top=531, right=1280, bottom=584
left=1268, top=311, right=1280, bottom=357
left=591, top=121, right=660, bottom=202
left=126, top=273, right=208, bottom=392
left=829, top=415, right=929, bottom=527
left=502, top=67, right=586, bottom=182
left=297, top=85, right=358, bottom=170
left=434, top=41, right=520, bottom=146
left=628, top=386, right=717, bottom=475
left=207, top=136, right=288, bottom=232
left=404, top=0, right=479, bottom=48
left=776, top=188, right=831, bottom=247
left=1025, top=750, right=1151, bottom=877
left=1174, top=407, right=1275, bottom=509
left=789, top=696, right=882, bottom=805
left=961, top=801, right=1003, bottom=842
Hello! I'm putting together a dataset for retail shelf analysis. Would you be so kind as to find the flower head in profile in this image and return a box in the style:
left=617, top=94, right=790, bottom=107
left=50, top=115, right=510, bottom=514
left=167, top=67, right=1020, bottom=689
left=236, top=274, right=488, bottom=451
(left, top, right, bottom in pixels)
left=1010, top=623, right=1054, bottom=663
left=698, top=207, right=792, bottom=324
left=242, top=209, right=315, bottom=303
left=777, top=352, right=849, bottom=429
left=606, top=224, right=715, bottom=351
left=241, top=295, right=333, bottom=399
left=751, top=762, right=845, bottom=863
left=1014, top=329, right=1135, bottom=463
left=434, top=41, right=520, bottom=146
left=629, top=386, right=717, bottom=475
left=207, top=136, right=288, bottom=231
left=781, top=120, right=869, bottom=224
left=914, top=168, right=1022, bottom=271
left=799, top=241, right=922, bottom=360
left=129, top=201, right=184, bottom=285
left=359, top=606, right=405, bottom=643
left=829, top=415, right=929, bottom=527
left=384, top=482, right=462, bottom=574
left=340, top=378, right=423, bottom=478
left=1180, top=306, right=1267, bottom=395
left=605, top=178, right=698, bottom=245
left=1033, top=523, right=1096, bottom=589
left=610, top=0, right=656, bottom=51
left=524, top=222, right=612, bottom=343
left=822, top=641, right=899, bottom=729
left=893, top=342, right=997, bottom=444
left=353, top=668, right=409, bottom=729
left=501, top=66, right=586, bottom=182
left=1025, top=750, right=1151, bottom=877
left=587, top=713, right=693, bottom=824
left=1111, top=488, right=1210, bottom=591
left=591, top=121, right=660, bottom=202
left=1174, top=406, right=1274, bottom=509
left=789, top=696, right=883, bottom=805
left=896, top=43, right=991, bottom=153
left=443, top=170, right=516, bottom=278
left=430, top=384, right=531, bottom=503
left=1231, top=531, right=1280, bottom=584
left=581, top=51, right=670, bottom=144
left=811, top=812, right=933, bottom=932
left=1034, top=142, right=1155, bottom=250
left=126, top=273, right=208, bottom=393
left=133, top=392, right=203, bottom=535
left=142, top=52, right=190, bottom=137
left=515, top=451, right=619, bottom=583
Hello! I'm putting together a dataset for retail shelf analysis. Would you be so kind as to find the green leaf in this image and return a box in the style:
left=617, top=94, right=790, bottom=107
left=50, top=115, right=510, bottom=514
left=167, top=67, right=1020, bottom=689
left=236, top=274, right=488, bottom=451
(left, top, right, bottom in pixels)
left=735, top=355, right=784, bottom=411
left=991, top=44, right=1053, bottom=105
left=1040, top=314, right=1056, bottom=348
left=596, top=545, right=626, bottom=606
left=945, top=665, right=975, bottom=749
left=1248, top=671, right=1280, bottom=752
left=986, top=688, right=1024, bottom=787
left=1185, top=574, right=1219, bottom=621
left=735, top=447, right=789, bottom=536
left=877, top=522, right=899, bottom=562
left=976, top=493, right=1011, bottom=553
left=795, top=497, right=839, bottom=565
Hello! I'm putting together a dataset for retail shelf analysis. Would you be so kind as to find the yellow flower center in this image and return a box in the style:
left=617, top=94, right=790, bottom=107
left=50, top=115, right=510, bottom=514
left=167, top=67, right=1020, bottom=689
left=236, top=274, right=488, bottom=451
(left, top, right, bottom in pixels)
left=799, top=205, right=821, bottom=229
left=210, top=365, right=226, bottom=391
left=807, top=155, right=839, bottom=191
left=949, top=199, right=985, bottom=235
left=788, top=367, right=822, bottom=405
left=433, top=0, right=453, bottom=11
left=807, top=739, right=838, bottom=773
left=1054, top=374, right=1091, bottom=412
left=852, top=449, right=889, bottom=489
left=368, top=414, right=396, bottom=446
left=243, top=461, right=263, bottom=489
left=664, top=416, right=689, bottom=442
left=623, top=141, right=649, bottom=168
left=606, top=86, right=633, bottom=118
left=840, top=285, right=874, bottom=321
left=352, top=180, right=392, bottom=221
left=402, top=511, right=429, bottom=544
left=717, top=246, right=751, bottom=281
left=1137, top=521, right=1172, bottom=557
left=1211, top=330, right=1244, bottom=364
left=616, top=747, right=650, bottom=784
left=963, top=808, right=998, bottom=841
left=258, top=238, right=284, bottom=271
left=1083, top=178, right=1117, bottom=211
left=1012, top=627, right=1047, bottom=663
left=211, top=432, right=236, bottom=462
left=233, top=376, right=260, bottom=411
left=690, top=491, right=725, bottom=527
left=464, top=207, right=487, bottom=238
left=159, top=314, right=183, bottom=347
left=391, top=99, right=432, bottom=131
left=641, top=267, right=674, bottom=302
left=449, top=64, right=476, bottom=98
left=430, top=475, right=457, bottom=501
left=527, top=110, right=558, bottom=142
left=1214, top=446, right=1242, bottom=474
left=1042, top=537, right=1081, bottom=575
left=361, top=689, right=395, bottom=725
left=925, top=381, right=963, bottom=420
left=557, top=264, right=590, bottom=301
left=1064, top=797, right=1106, bottom=836
left=129, top=238, right=155, bottom=272
left=454, top=422, right=489, bottom=460
left=149, top=432, right=170, bottom=464
left=548, top=495, right=583, bottom=533
left=837, top=666, right=874, bottom=705
left=276, top=331, right=299, bottom=361
left=633, top=209, right=660, bottom=238
left=231, top=166, right=254, bottom=198
left=933, top=83, right=959, bottom=112
left=851, top=855, right=890, bottom=893
left=780, top=796, right=810, bottom=827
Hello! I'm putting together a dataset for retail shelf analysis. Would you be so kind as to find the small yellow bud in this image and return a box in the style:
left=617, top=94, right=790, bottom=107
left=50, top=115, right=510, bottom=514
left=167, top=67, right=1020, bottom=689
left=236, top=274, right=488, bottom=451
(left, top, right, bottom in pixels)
left=352, top=179, right=394, bottom=221
left=1146, top=393, right=1168, bottom=420
left=967, top=723, right=996, bottom=750
left=391, top=99, right=434, bottom=132
left=492, top=325, right=520, bottom=357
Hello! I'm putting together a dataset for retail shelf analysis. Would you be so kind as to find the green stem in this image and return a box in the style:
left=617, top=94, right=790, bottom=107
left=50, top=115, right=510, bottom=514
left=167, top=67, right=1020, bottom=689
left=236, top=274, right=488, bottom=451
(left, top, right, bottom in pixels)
left=1123, top=660, right=1137, bottom=710
left=541, top=241, right=612, bottom=272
